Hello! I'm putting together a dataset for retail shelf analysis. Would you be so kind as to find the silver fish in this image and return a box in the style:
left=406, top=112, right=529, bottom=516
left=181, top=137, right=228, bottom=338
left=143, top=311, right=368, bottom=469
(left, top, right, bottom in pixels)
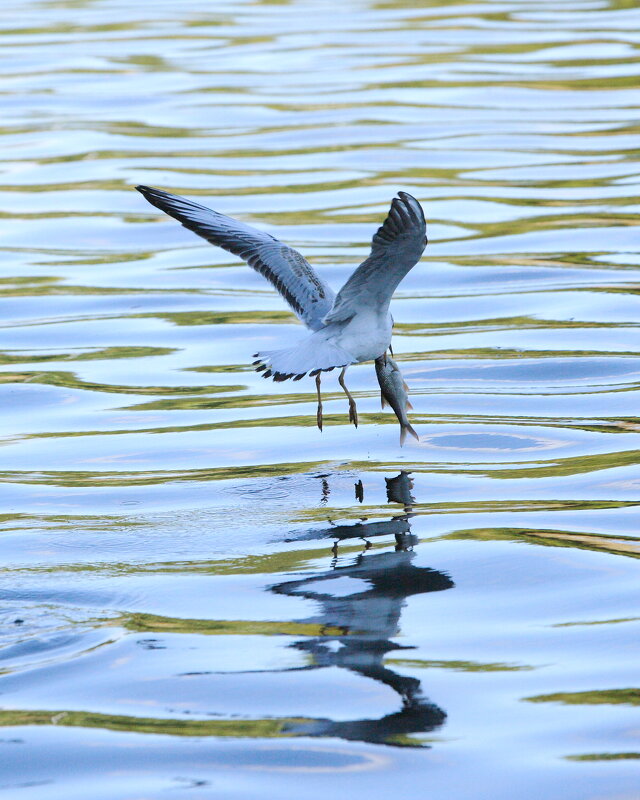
left=374, top=355, right=419, bottom=445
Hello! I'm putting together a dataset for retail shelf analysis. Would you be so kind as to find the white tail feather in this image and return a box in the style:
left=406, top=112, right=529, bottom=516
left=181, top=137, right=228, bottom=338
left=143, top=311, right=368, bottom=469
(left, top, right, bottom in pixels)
left=255, top=334, right=353, bottom=379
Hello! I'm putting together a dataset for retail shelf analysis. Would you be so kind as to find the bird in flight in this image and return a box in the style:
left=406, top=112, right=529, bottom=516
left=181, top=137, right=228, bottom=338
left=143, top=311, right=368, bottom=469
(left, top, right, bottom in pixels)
left=136, top=186, right=427, bottom=433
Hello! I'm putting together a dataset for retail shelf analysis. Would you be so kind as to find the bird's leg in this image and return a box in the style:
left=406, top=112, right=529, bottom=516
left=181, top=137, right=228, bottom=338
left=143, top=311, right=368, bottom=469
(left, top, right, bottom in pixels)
left=339, top=367, right=358, bottom=428
left=354, top=479, right=364, bottom=503
left=315, top=373, right=323, bottom=431
left=389, top=343, right=394, bottom=356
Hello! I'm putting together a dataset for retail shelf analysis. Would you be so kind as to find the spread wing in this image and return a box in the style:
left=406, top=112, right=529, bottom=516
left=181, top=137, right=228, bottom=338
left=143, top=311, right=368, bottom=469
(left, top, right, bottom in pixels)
left=136, top=185, right=335, bottom=331
left=323, top=192, right=427, bottom=325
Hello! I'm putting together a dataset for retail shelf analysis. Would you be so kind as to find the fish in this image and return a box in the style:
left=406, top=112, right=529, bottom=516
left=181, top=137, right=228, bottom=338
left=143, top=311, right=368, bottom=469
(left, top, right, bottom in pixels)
left=374, top=355, right=419, bottom=445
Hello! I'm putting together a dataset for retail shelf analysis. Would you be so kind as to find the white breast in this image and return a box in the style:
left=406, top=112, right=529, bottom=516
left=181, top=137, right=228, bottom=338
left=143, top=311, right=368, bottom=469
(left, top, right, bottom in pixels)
left=333, top=310, right=393, bottom=363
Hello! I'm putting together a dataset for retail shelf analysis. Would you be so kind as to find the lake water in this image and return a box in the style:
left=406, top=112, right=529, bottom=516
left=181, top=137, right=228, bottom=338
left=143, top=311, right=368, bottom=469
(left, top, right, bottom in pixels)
left=1, top=0, right=639, bottom=797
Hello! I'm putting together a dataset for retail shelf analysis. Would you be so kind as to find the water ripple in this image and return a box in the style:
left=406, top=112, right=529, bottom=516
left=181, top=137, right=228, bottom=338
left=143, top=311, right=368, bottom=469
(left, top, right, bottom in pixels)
left=0, top=0, right=639, bottom=798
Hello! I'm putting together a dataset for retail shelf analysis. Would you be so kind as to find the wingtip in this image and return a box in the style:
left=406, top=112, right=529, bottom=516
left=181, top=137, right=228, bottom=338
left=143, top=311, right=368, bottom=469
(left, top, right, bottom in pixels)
left=135, top=184, right=167, bottom=206
left=136, top=184, right=174, bottom=205
left=397, top=191, right=425, bottom=223
left=375, top=191, right=426, bottom=244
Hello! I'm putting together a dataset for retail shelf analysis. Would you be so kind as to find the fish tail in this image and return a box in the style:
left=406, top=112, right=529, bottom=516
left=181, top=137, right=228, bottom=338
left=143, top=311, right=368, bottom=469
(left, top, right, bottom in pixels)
left=400, top=423, right=419, bottom=446
left=381, top=392, right=388, bottom=409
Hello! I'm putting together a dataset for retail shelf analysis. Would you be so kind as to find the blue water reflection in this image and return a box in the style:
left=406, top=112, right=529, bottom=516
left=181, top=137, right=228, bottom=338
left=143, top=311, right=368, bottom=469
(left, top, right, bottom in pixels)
left=1, top=0, right=640, bottom=797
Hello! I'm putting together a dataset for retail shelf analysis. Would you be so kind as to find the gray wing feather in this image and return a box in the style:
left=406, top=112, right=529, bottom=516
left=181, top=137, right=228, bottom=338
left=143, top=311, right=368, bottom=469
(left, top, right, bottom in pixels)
left=324, top=192, right=427, bottom=324
left=136, top=185, right=335, bottom=331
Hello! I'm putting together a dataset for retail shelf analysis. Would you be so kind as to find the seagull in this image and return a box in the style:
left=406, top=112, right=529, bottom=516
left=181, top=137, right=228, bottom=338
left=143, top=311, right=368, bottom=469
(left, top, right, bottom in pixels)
left=135, top=185, right=428, bottom=431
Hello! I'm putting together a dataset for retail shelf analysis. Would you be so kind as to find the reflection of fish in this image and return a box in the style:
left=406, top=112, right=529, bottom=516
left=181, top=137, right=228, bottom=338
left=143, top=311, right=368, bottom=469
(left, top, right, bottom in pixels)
left=386, top=470, right=415, bottom=507
left=375, top=356, right=419, bottom=445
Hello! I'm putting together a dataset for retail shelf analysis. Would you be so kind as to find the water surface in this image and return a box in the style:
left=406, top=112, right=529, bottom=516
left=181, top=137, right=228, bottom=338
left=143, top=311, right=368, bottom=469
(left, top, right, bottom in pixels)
left=1, top=0, right=639, bottom=797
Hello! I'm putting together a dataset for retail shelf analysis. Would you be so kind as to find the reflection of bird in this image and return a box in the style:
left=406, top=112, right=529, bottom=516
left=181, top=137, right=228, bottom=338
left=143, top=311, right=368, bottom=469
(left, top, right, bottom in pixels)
left=287, top=471, right=416, bottom=549
left=136, top=185, right=427, bottom=431
left=272, top=545, right=452, bottom=746
left=269, top=471, right=452, bottom=747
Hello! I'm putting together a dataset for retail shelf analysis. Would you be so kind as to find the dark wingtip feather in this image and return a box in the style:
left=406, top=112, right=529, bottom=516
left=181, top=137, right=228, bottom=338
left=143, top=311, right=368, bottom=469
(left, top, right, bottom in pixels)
left=135, top=184, right=176, bottom=214
left=136, top=184, right=159, bottom=200
left=397, top=191, right=425, bottom=224
left=374, top=191, right=426, bottom=247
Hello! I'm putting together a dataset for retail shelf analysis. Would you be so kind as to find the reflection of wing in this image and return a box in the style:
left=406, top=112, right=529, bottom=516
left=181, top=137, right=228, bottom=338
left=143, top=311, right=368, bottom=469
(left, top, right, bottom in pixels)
left=274, top=549, right=451, bottom=745
left=136, top=185, right=335, bottom=331
left=324, top=192, right=427, bottom=324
